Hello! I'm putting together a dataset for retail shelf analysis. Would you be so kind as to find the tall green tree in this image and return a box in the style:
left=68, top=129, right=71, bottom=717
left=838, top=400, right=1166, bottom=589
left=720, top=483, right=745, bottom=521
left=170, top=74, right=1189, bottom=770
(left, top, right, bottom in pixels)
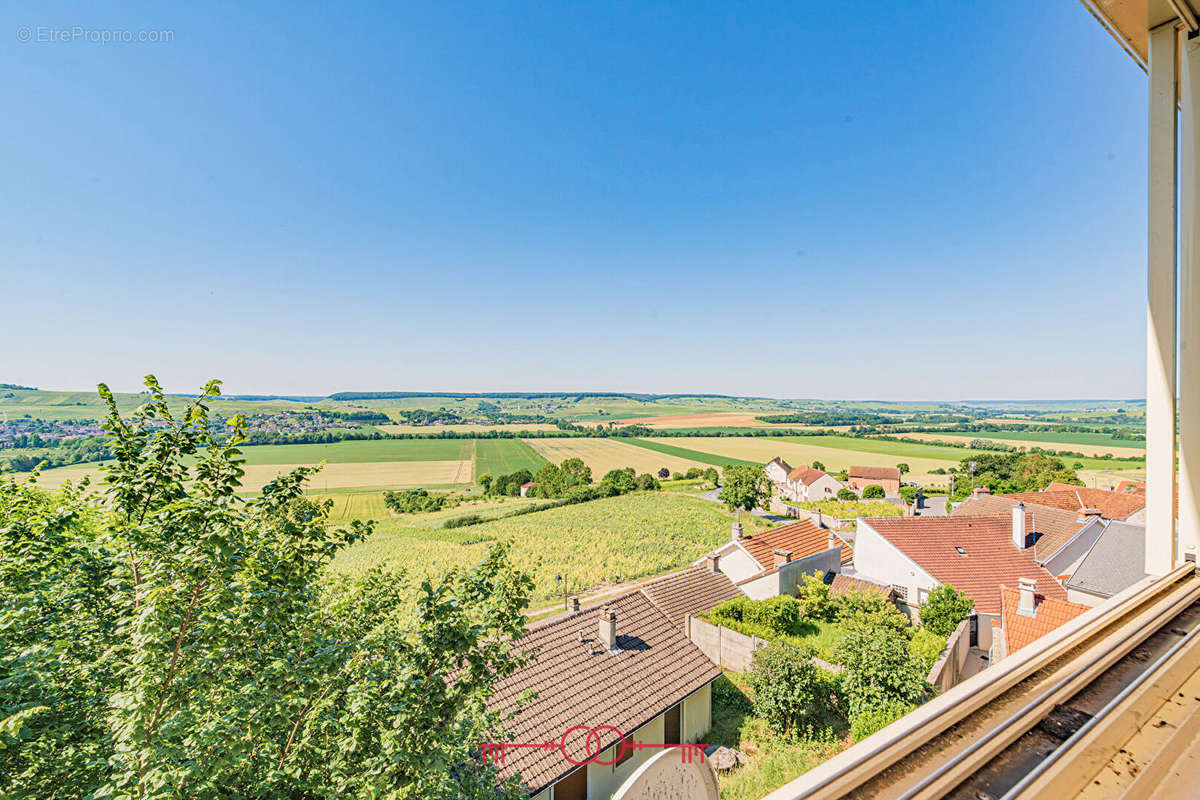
left=920, top=584, right=974, bottom=637
left=0, top=377, right=533, bottom=800
left=718, top=464, right=768, bottom=512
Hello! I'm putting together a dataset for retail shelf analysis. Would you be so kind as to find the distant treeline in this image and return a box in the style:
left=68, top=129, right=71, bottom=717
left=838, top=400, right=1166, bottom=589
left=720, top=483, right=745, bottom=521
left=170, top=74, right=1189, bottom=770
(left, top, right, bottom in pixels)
left=855, top=422, right=1144, bottom=441
left=0, top=438, right=111, bottom=472
left=0, top=383, right=36, bottom=390
left=754, top=411, right=900, bottom=426
left=327, top=390, right=762, bottom=402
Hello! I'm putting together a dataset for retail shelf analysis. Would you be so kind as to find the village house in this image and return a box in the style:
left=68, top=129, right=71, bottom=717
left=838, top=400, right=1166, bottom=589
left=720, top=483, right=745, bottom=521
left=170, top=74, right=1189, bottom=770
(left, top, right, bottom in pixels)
left=763, top=456, right=793, bottom=491
left=782, top=464, right=843, bottom=503
left=951, top=494, right=1107, bottom=581
left=1063, top=520, right=1150, bottom=606
left=487, top=590, right=721, bottom=800
left=638, top=561, right=745, bottom=630
left=993, top=580, right=1089, bottom=661
left=1002, top=485, right=1146, bottom=523
left=519, top=481, right=536, bottom=497
left=847, top=465, right=902, bottom=495
left=696, top=520, right=849, bottom=600
left=852, top=507, right=1070, bottom=653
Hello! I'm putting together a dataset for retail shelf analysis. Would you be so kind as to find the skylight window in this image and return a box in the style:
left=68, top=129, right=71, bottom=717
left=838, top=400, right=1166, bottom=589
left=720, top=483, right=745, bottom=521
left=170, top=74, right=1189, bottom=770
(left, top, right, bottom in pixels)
left=955, top=546, right=967, bottom=556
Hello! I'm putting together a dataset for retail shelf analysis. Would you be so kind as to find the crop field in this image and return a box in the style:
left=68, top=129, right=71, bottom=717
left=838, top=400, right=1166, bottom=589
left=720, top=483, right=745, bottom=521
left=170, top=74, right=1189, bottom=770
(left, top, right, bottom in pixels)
left=472, top=438, right=548, bottom=477
left=616, top=412, right=775, bottom=428
left=236, top=439, right=473, bottom=464
left=523, top=437, right=716, bottom=477
left=899, top=430, right=1144, bottom=454
left=241, top=460, right=473, bottom=491
left=330, top=491, right=737, bottom=601
left=655, top=436, right=957, bottom=479
left=621, top=439, right=758, bottom=468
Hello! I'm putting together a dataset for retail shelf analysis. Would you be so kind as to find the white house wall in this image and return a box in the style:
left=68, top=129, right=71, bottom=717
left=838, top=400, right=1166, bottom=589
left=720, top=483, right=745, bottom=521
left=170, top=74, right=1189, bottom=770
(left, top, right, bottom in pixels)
left=808, top=474, right=843, bottom=501
left=682, top=683, right=712, bottom=744
left=852, top=520, right=939, bottom=606
left=1040, top=519, right=1105, bottom=581
left=587, top=714, right=664, bottom=800
left=713, top=546, right=761, bottom=584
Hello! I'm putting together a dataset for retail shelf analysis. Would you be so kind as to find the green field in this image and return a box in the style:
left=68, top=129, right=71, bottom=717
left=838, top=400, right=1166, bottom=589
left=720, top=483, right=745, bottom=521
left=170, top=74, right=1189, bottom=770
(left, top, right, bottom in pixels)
left=235, top=439, right=472, bottom=465
left=473, top=438, right=548, bottom=477
left=330, top=491, right=737, bottom=601
left=781, top=435, right=1141, bottom=471
left=920, top=429, right=1144, bottom=448
left=621, top=438, right=759, bottom=468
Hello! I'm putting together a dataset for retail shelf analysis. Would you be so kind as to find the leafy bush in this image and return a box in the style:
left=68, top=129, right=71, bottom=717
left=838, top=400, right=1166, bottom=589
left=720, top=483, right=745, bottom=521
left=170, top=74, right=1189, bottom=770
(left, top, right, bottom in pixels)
left=835, top=589, right=910, bottom=634
left=444, top=513, right=486, bottom=529
left=796, top=571, right=836, bottom=622
left=850, top=703, right=914, bottom=743
left=636, top=473, right=661, bottom=491
left=834, top=627, right=930, bottom=718
left=920, top=584, right=974, bottom=637
left=747, top=642, right=835, bottom=736
left=708, top=595, right=802, bottom=637
left=861, top=484, right=886, bottom=499
left=384, top=488, right=460, bottom=514
left=909, top=629, right=948, bottom=670
left=836, top=488, right=857, bottom=500
left=898, top=485, right=918, bottom=505
left=794, top=499, right=902, bottom=519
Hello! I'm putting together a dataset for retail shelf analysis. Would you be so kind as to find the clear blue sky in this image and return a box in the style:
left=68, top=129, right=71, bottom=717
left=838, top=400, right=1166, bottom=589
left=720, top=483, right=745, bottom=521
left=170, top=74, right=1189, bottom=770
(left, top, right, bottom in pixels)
left=1, top=1, right=1148, bottom=400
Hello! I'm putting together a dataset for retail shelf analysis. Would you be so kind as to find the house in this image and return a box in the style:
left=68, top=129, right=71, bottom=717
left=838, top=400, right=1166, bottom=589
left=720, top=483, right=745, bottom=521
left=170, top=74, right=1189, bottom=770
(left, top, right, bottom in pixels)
left=852, top=508, right=1070, bottom=652
left=1063, top=520, right=1150, bottom=606
left=1001, top=486, right=1146, bottom=523
left=951, top=495, right=1106, bottom=581
left=825, top=571, right=895, bottom=601
left=994, top=581, right=1089, bottom=661
left=697, top=521, right=849, bottom=600
left=639, top=561, right=745, bottom=630
left=847, top=465, right=902, bottom=496
left=487, top=590, right=721, bottom=800
left=519, top=481, right=536, bottom=497
left=764, top=456, right=793, bottom=490
left=783, top=464, right=843, bottom=503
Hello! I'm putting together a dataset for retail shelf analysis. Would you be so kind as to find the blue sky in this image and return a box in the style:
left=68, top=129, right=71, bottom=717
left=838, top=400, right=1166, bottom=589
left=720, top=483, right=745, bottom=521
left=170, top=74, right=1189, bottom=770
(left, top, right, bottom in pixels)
left=1, top=1, right=1147, bottom=400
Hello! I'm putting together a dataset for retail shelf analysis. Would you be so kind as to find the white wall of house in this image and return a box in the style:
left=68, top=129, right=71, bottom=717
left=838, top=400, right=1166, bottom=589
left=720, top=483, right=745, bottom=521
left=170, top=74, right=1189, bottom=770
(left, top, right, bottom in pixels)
left=805, top=473, right=843, bottom=501
left=1040, top=518, right=1105, bottom=580
left=1065, top=586, right=1107, bottom=606
left=706, top=544, right=761, bottom=584
left=852, top=520, right=939, bottom=609
left=587, top=715, right=665, bottom=800
left=765, top=461, right=790, bottom=487
left=739, top=548, right=842, bottom=599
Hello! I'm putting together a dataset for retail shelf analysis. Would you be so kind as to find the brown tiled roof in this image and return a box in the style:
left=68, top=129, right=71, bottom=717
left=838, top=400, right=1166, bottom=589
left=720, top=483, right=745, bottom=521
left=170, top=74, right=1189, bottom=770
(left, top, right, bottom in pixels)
left=952, top=495, right=1092, bottom=562
left=739, top=520, right=847, bottom=569
left=1044, top=481, right=1081, bottom=492
left=639, top=565, right=745, bottom=628
left=849, top=465, right=901, bottom=481
left=828, top=572, right=894, bottom=600
left=1115, top=480, right=1146, bottom=494
left=999, top=585, right=1089, bottom=654
left=786, top=464, right=829, bottom=485
left=1001, top=488, right=1145, bottom=521
left=767, top=456, right=793, bottom=473
left=860, top=515, right=1067, bottom=614
left=487, top=590, right=721, bottom=794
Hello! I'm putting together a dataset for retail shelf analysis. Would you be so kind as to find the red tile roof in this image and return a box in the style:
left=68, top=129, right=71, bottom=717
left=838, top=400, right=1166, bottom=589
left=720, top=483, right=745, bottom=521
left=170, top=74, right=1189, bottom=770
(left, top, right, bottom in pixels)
left=999, top=585, right=1089, bottom=654
left=1001, top=488, right=1145, bottom=521
left=639, top=565, right=745, bottom=628
left=951, top=495, right=1093, bottom=562
left=828, top=572, right=894, bottom=600
left=860, top=515, right=1067, bottom=614
left=849, top=465, right=901, bottom=481
left=786, top=464, right=829, bottom=485
left=738, top=520, right=848, bottom=570
left=488, top=590, right=721, bottom=794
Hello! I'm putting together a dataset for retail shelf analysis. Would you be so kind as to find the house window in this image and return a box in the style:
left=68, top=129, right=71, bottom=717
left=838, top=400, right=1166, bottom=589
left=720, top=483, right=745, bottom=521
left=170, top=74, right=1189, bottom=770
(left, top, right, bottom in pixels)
left=917, top=587, right=929, bottom=606
left=552, top=765, right=587, bottom=800
left=892, top=585, right=909, bottom=602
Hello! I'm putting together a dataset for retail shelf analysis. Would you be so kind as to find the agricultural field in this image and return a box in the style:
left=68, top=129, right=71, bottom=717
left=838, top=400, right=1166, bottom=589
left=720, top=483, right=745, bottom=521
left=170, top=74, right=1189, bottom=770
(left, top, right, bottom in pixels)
left=330, top=491, right=738, bottom=601
left=899, top=430, right=1145, bottom=458
left=615, top=412, right=776, bottom=428
left=523, top=437, right=717, bottom=477
left=472, top=438, right=548, bottom=477
left=621, top=438, right=758, bottom=468
left=376, top=422, right=560, bottom=434
left=235, top=439, right=473, bottom=464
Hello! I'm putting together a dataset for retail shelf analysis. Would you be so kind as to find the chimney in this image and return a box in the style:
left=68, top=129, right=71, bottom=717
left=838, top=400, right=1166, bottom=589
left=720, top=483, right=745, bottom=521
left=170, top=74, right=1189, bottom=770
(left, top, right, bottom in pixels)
left=732, top=522, right=743, bottom=541
left=972, top=487, right=991, bottom=497
left=706, top=553, right=721, bottom=573
left=1017, top=578, right=1038, bottom=617
left=1012, top=503, right=1026, bottom=550
left=598, top=606, right=618, bottom=652
left=773, top=549, right=792, bottom=568
left=827, top=531, right=837, bottom=550
left=1081, top=508, right=1102, bottom=519
left=570, top=597, right=580, bottom=613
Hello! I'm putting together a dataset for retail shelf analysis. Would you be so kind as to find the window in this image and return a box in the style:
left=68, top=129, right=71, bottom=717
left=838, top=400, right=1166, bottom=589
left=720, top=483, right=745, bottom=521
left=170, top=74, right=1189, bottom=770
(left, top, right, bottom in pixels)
left=955, top=546, right=967, bottom=556
left=552, top=766, right=587, bottom=800
left=917, top=587, right=929, bottom=606
left=892, top=585, right=908, bottom=602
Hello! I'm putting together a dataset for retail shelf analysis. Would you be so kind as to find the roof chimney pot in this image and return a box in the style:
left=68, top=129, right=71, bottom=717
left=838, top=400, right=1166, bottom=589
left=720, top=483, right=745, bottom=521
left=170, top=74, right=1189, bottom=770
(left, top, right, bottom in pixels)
left=1018, top=578, right=1038, bottom=617
left=1012, top=503, right=1027, bottom=550
left=773, top=548, right=793, bottom=568
left=598, top=606, right=618, bottom=652
left=706, top=553, right=721, bottom=573
left=732, top=522, right=744, bottom=541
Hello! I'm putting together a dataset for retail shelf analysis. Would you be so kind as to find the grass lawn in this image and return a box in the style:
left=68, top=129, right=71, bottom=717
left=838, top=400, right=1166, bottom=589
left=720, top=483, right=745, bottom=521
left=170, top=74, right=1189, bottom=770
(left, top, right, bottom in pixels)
left=709, top=674, right=847, bottom=800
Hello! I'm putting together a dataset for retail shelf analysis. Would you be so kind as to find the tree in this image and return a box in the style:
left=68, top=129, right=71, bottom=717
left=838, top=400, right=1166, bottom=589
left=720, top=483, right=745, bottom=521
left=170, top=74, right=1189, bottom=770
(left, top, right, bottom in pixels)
left=898, top=485, right=918, bottom=505
left=478, top=473, right=493, bottom=493
left=950, top=451, right=1080, bottom=499
left=746, top=641, right=833, bottom=735
left=657, top=467, right=670, bottom=479
left=600, top=467, right=637, bottom=494
left=833, top=627, right=929, bottom=719
left=703, top=467, right=719, bottom=485
left=920, top=584, right=974, bottom=637
left=795, top=571, right=835, bottom=621
left=862, top=484, right=885, bottom=499
left=837, top=488, right=858, bottom=501
left=897, top=463, right=909, bottom=475
left=0, top=378, right=533, bottom=800
left=560, top=457, right=592, bottom=487
left=811, top=460, right=826, bottom=472
left=718, top=464, right=768, bottom=512
left=636, top=473, right=661, bottom=491
left=836, top=470, right=849, bottom=482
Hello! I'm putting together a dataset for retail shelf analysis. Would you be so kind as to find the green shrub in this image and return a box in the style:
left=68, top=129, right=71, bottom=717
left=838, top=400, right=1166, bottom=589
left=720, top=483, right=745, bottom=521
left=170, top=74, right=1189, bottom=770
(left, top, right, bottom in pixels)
left=835, top=589, right=909, bottom=634
left=909, top=629, right=948, bottom=670
left=898, top=485, right=918, bottom=505
left=920, top=584, right=974, bottom=637
left=747, top=641, right=834, bottom=736
left=861, top=484, right=886, bottom=499
left=708, top=595, right=803, bottom=638
left=636, top=473, right=661, bottom=491
left=836, top=488, right=857, bottom=501
left=834, top=627, right=930, bottom=718
left=443, top=513, right=485, bottom=529
left=849, top=703, right=914, bottom=742
left=796, top=571, right=836, bottom=622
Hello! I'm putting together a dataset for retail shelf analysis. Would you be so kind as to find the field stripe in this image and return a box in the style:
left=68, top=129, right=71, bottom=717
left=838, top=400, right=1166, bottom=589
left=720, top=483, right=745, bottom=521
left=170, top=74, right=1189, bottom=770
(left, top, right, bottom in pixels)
left=621, top=438, right=758, bottom=468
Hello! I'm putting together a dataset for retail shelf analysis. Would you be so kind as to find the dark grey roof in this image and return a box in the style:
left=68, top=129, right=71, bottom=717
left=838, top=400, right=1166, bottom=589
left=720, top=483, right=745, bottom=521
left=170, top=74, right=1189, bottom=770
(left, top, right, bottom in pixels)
left=1064, top=521, right=1148, bottom=598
